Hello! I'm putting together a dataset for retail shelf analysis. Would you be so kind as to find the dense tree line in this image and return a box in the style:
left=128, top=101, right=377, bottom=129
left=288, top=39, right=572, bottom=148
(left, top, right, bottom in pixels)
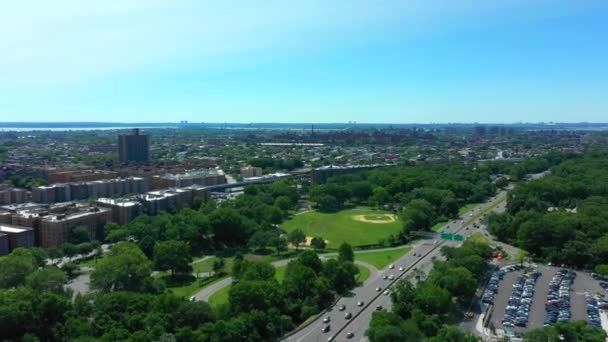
left=480, top=151, right=576, bottom=181
left=105, top=180, right=299, bottom=261
left=487, top=153, right=608, bottom=272
left=248, top=157, right=304, bottom=171
left=310, top=164, right=496, bottom=242
left=365, top=240, right=493, bottom=341
left=221, top=246, right=358, bottom=340
left=0, top=242, right=358, bottom=341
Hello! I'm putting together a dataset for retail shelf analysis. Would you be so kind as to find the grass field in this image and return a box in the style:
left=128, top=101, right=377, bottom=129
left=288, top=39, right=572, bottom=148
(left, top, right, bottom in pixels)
left=469, top=232, right=492, bottom=245
left=356, top=264, right=370, bottom=283
left=354, top=247, right=412, bottom=269
left=281, top=209, right=402, bottom=248
left=458, top=203, right=479, bottom=215
left=208, top=283, right=230, bottom=307
left=164, top=275, right=226, bottom=298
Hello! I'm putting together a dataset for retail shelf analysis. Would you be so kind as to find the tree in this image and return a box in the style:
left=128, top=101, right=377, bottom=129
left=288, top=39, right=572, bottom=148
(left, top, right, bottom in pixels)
left=153, top=240, right=192, bottom=277
left=313, top=194, right=341, bottom=212
left=0, top=248, right=37, bottom=288
left=273, top=235, right=288, bottom=255
left=401, top=199, right=435, bottom=232
left=25, top=267, right=67, bottom=293
left=338, top=242, right=354, bottom=262
left=212, top=258, right=225, bottom=274
left=70, top=225, right=90, bottom=244
left=288, top=229, right=306, bottom=251
left=172, top=301, right=215, bottom=328
left=595, top=264, right=608, bottom=276
left=274, top=196, right=292, bottom=212
left=91, top=242, right=153, bottom=292
left=310, top=237, right=326, bottom=251
left=248, top=230, right=274, bottom=251
left=61, top=243, right=79, bottom=261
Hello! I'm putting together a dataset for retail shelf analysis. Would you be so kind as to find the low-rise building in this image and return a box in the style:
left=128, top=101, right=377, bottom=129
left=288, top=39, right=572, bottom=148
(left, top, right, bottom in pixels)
left=39, top=207, right=112, bottom=247
left=0, top=224, right=35, bottom=252
left=240, top=166, right=263, bottom=178
left=96, top=198, right=143, bottom=225
left=0, top=233, right=9, bottom=256
left=149, top=169, right=226, bottom=190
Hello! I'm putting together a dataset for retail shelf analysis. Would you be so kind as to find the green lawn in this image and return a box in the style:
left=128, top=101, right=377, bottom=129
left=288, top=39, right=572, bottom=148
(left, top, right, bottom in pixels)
left=164, top=275, right=226, bottom=299
left=281, top=209, right=402, bottom=248
left=458, top=203, right=479, bottom=215
left=275, top=265, right=287, bottom=283
left=356, top=264, right=370, bottom=283
left=430, top=221, right=448, bottom=232
left=469, top=232, right=491, bottom=246
left=354, top=247, right=412, bottom=270
left=208, top=284, right=231, bottom=308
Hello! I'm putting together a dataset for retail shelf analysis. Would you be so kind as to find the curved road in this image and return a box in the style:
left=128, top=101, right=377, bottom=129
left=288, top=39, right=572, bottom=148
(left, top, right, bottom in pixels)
left=193, top=258, right=380, bottom=302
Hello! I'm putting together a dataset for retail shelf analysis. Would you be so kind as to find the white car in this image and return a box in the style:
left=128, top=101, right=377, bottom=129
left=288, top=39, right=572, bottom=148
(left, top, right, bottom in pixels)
left=388, top=274, right=394, bottom=280
left=389, top=264, right=394, bottom=269
left=189, top=296, right=195, bottom=302
left=399, top=267, right=404, bottom=271
left=376, top=287, right=382, bottom=292
left=383, top=290, right=390, bottom=295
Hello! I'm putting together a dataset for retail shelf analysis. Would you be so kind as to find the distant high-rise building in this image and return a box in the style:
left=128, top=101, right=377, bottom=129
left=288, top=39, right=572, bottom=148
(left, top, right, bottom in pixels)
left=118, top=128, right=150, bottom=163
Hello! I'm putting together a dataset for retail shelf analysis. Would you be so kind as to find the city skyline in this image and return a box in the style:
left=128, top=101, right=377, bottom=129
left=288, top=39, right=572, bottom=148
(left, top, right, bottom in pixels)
left=1, top=1, right=607, bottom=123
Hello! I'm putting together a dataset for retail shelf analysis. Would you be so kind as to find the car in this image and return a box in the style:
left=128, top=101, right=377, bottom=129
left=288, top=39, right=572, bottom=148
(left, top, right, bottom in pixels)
left=322, top=325, right=330, bottom=333
left=384, top=290, right=390, bottom=295
left=382, top=275, right=388, bottom=280
left=189, top=296, right=196, bottom=302
left=345, top=312, right=352, bottom=319
left=389, top=264, right=394, bottom=269
left=376, top=287, right=381, bottom=292
left=375, top=305, right=383, bottom=311
left=338, top=305, right=346, bottom=311
left=323, top=316, right=330, bottom=323
left=399, top=267, right=404, bottom=271
left=388, top=275, right=394, bottom=280
left=327, top=337, right=333, bottom=342
left=346, top=332, right=354, bottom=339
left=357, top=301, right=364, bottom=307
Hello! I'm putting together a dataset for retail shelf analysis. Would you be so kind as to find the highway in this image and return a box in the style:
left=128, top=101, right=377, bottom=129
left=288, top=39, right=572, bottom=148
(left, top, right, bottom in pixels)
left=283, top=190, right=509, bottom=342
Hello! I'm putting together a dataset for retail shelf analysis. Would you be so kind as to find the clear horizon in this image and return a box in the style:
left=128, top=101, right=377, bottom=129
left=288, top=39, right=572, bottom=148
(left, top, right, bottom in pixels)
left=1, top=1, right=607, bottom=123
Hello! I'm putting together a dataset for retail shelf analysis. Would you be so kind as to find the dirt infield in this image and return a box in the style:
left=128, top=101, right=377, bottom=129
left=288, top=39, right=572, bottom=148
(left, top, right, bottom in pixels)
left=352, top=214, right=396, bottom=224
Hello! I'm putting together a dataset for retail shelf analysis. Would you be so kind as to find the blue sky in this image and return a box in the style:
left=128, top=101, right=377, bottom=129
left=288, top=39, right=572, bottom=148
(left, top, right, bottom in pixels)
left=0, top=0, right=607, bottom=123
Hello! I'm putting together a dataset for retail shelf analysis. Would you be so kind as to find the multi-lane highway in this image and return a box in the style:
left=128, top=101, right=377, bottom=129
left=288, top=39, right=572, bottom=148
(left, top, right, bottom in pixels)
left=283, top=190, right=509, bottom=342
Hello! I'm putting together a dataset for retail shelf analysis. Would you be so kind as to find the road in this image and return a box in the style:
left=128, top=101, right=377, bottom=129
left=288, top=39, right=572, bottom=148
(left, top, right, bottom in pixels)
left=283, top=191, right=510, bottom=342
left=193, top=257, right=380, bottom=302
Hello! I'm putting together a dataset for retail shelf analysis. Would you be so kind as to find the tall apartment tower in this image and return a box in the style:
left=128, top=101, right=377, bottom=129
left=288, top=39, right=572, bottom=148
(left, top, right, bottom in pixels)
left=118, top=128, right=150, bottom=163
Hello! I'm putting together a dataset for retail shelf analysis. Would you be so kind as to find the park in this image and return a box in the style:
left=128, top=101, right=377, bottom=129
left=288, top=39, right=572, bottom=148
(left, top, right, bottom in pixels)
left=280, top=208, right=402, bottom=248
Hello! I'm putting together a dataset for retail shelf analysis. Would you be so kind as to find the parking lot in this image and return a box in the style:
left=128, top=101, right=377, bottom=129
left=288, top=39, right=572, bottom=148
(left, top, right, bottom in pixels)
left=486, top=265, right=607, bottom=334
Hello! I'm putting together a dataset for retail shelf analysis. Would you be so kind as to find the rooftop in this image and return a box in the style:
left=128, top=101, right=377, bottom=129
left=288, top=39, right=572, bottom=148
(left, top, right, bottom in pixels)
left=0, top=224, right=33, bottom=234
